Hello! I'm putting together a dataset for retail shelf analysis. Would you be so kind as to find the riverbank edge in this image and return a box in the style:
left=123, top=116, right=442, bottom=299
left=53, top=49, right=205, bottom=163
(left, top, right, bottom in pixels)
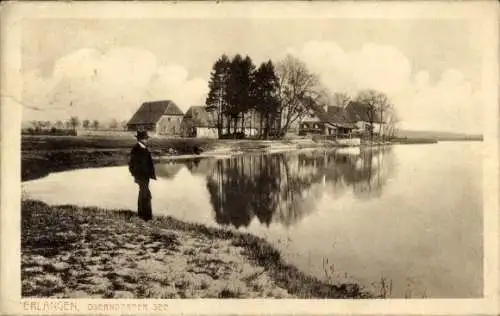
left=22, top=136, right=443, bottom=181
left=21, top=138, right=327, bottom=181
left=21, top=199, right=373, bottom=299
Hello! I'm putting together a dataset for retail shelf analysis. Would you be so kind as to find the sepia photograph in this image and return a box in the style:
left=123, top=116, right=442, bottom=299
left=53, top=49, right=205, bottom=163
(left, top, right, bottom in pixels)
left=1, top=1, right=499, bottom=314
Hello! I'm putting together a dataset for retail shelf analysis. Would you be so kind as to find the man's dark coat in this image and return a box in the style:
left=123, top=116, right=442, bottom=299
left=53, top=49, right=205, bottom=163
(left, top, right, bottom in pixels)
left=129, top=143, right=156, bottom=221
left=129, top=143, right=156, bottom=182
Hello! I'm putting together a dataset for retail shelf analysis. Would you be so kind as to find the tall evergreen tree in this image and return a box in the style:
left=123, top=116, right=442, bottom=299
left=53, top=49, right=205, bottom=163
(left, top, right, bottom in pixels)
left=252, top=60, right=280, bottom=139
left=205, top=54, right=231, bottom=138
left=227, top=54, right=256, bottom=136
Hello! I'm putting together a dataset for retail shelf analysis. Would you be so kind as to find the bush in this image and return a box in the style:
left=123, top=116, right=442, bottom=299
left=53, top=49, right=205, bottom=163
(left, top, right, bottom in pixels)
left=234, top=132, right=245, bottom=139
left=219, top=132, right=245, bottom=140
left=21, top=128, right=77, bottom=136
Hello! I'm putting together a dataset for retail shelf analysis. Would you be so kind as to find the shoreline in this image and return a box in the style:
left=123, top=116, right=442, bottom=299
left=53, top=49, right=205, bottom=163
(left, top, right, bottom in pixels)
left=21, top=199, right=372, bottom=299
left=20, top=136, right=483, bottom=299
left=21, top=135, right=450, bottom=182
left=21, top=137, right=326, bottom=181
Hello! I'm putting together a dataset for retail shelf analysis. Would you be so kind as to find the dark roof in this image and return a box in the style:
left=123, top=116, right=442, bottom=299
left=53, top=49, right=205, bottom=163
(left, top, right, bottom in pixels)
left=308, top=104, right=356, bottom=129
left=184, top=106, right=218, bottom=128
left=308, top=103, right=329, bottom=123
left=128, top=100, right=183, bottom=125
left=345, top=101, right=382, bottom=123
left=325, top=106, right=357, bottom=129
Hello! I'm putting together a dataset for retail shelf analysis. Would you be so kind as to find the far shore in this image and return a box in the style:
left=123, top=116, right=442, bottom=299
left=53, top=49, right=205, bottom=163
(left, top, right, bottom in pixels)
left=21, top=134, right=448, bottom=182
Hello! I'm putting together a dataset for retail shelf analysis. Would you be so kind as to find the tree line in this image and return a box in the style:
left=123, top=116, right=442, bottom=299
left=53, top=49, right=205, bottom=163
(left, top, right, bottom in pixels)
left=205, top=54, right=325, bottom=139
left=27, top=118, right=129, bottom=132
left=206, top=53, right=399, bottom=140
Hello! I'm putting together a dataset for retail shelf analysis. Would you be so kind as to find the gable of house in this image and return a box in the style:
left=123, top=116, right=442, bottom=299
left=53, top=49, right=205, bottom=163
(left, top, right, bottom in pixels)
left=184, top=106, right=218, bottom=128
left=128, top=100, right=184, bottom=126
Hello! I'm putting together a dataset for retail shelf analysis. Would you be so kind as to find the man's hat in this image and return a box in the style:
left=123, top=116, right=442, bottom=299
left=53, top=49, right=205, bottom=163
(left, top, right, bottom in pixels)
left=135, top=130, right=150, bottom=140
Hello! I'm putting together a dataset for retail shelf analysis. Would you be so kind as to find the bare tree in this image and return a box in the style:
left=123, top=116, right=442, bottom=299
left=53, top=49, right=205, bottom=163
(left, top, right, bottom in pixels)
left=82, top=119, right=90, bottom=129
left=92, top=120, right=100, bottom=130
left=70, top=116, right=80, bottom=132
left=378, top=101, right=394, bottom=141
left=355, top=89, right=390, bottom=141
left=109, top=119, right=118, bottom=130
left=332, top=92, right=351, bottom=108
left=276, top=54, right=322, bottom=135
left=384, top=105, right=400, bottom=140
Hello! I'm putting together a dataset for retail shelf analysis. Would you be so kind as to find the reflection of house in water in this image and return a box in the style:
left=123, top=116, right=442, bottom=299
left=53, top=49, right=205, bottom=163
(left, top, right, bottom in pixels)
left=197, top=147, right=395, bottom=229
left=181, top=158, right=217, bottom=176
left=155, top=163, right=183, bottom=179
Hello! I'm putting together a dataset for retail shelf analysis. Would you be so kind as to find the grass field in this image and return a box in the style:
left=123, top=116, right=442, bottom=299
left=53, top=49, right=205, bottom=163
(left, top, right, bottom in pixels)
left=21, top=135, right=216, bottom=152
left=21, top=199, right=370, bottom=299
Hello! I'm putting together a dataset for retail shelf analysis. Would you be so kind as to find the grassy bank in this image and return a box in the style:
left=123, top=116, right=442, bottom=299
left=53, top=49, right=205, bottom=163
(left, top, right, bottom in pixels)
left=22, top=199, right=370, bottom=299
left=22, top=136, right=216, bottom=181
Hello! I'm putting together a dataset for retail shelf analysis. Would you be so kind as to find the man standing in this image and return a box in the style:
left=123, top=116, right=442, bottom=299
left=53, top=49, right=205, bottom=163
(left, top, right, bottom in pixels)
left=128, top=131, right=156, bottom=221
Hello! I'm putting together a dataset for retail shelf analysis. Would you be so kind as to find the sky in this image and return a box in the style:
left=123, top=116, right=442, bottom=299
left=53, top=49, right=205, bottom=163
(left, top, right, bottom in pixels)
left=21, top=18, right=484, bottom=133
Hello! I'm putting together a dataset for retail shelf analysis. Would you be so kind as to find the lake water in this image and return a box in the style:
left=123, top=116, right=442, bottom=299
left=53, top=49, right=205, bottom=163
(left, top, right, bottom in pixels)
left=22, top=142, right=483, bottom=298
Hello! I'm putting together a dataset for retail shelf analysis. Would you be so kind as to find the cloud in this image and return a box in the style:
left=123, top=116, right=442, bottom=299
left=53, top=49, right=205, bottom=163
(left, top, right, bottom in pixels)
left=22, top=47, right=209, bottom=123
left=396, top=69, right=482, bottom=133
left=288, top=41, right=481, bottom=133
left=292, top=41, right=411, bottom=95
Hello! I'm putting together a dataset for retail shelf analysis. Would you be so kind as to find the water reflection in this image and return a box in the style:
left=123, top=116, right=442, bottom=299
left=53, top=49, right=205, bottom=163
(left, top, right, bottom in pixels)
left=183, top=146, right=395, bottom=228
left=22, top=143, right=482, bottom=298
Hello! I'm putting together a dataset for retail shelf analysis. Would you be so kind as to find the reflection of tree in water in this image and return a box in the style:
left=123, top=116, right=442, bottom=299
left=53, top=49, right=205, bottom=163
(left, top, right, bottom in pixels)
left=200, top=146, right=395, bottom=228
left=272, top=154, right=325, bottom=226
left=343, top=146, right=395, bottom=199
left=205, top=154, right=322, bottom=228
left=206, top=158, right=257, bottom=228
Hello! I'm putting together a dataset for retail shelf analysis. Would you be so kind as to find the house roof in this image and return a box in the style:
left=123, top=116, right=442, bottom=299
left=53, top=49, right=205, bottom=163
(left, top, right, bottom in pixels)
left=345, top=101, right=382, bottom=123
left=184, top=106, right=218, bottom=128
left=128, top=100, right=184, bottom=125
left=308, top=104, right=356, bottom=129
left=325, top=106, right=356, bottom=129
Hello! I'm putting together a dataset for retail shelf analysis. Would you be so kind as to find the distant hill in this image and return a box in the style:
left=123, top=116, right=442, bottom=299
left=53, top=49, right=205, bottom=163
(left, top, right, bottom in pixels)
left=396, top=129, right=483, bottom=141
